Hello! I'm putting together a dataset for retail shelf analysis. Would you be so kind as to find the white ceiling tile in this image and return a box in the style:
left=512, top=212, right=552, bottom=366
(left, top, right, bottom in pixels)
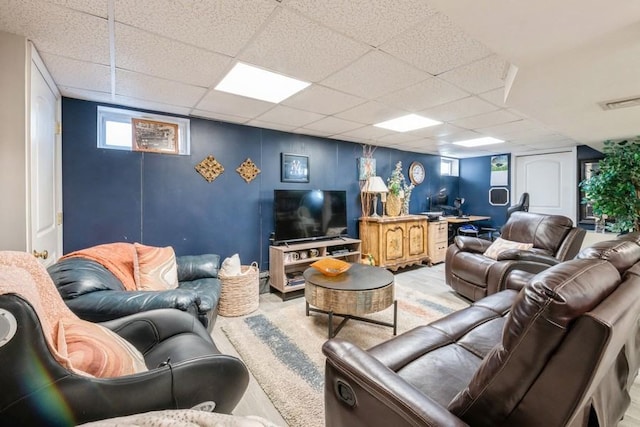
left=115, top=69, right=207, bottom=108
left=377, top=76, right=469, bottom=111
left=380, top=12, right=492, bottom=75
left=421, top=96, right=499, bottom=122
left=335, top=100, right=407, bottom=125
left=439, top=55, right=509, bottom=94
left=41, top=53, right=111, bottom=92
left=114, top=0, right=276, bottom=57
left=115, top=24, right=231, bottom=88
left=195, top=90, right=275, bottom=120
left=0, top=0, right=110, bottom=64
left=45, top=0, right=108, bottom=17
left=328, top=133, right=365, bottom=144
left=451, top=109, right=521, bottom=130
left=284, top=0, right=439, bottom=47
left=479, top=87, right=508, bottom=108
left=408, top=123, right=468, bottom=138
left=245, top=119, right=298, bottom=134
left=301, top=116, right=364, bottom=134
left=191, top=109, right=251, bottom=125
left=377, top=132, right=421, bottom=144
left=479, top=119, right=542, bottom=139
left=281, top=85, right=365, bottom=115
left=437, top=130, right=483, bottom=144
left=256, top=105, right=326, bottom=128
left=108, top=96, right=194, bottom=117
left=239, top=7, right=370, bottom=82
left=321, top=51, right=428, bottom=99
left=58, top=86, right=112, bottom=103
left=337, top=125, right=392, bottom=140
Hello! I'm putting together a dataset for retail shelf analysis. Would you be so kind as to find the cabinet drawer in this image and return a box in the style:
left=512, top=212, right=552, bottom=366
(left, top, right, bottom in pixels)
left=430, top=243, right=448, bottom=264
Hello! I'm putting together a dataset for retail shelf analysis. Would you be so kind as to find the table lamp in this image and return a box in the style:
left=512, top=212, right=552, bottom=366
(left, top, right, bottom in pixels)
left=364, top=176, right=388, bottom=217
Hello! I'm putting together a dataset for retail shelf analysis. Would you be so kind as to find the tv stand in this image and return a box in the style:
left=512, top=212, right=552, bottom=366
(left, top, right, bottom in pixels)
left=269, top=237, right=361, bottom=299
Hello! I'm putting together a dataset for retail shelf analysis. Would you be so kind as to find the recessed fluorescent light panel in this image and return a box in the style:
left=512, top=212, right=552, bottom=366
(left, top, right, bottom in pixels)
left=452, top=137, right=504, bottom=147
left=215, top=62, right=310, bottom=103
left=374, top=114, right=442, bottom=132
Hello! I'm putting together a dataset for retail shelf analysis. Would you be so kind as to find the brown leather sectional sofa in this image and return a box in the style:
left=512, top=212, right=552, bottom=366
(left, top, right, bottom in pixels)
left=323, top=233, right=640, bottom=426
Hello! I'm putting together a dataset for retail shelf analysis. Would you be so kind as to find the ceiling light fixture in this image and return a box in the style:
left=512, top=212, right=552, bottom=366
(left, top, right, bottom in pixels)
left=215, top=62, right=310, bottom=103
left=374, top=114, right=442, bottom=132
left=452, top=136, right=504, bottom=147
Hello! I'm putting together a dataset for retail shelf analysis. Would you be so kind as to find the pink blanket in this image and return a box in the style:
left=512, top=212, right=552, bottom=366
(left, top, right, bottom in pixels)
left=61, top=242, right=137, bottom=291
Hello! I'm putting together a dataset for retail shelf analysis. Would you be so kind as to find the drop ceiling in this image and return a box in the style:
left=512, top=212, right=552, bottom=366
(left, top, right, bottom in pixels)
left=2, top=0, right=639, bottom=158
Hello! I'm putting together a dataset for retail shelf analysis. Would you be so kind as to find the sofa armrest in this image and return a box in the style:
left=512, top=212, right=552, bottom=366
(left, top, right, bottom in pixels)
left=454, top=236, right=492, bottom=254
left=496, top=250, right=560, bottom=265
left=177, top=254, right=220, bottom=281
left=100, top=308, right=215, bottom=354
left=63, top=289, right=201, bottom=323
left=323, top=339, right=469, bottom=427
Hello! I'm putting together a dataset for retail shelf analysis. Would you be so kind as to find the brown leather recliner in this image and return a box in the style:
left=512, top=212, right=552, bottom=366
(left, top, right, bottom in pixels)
left=445, top=211, right=586, bottom=301
left=323, top=238, right=640, bottom=427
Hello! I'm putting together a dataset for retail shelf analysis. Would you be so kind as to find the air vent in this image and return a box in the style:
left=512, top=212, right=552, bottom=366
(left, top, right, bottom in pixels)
left=599, top=96, right=640, bottom=111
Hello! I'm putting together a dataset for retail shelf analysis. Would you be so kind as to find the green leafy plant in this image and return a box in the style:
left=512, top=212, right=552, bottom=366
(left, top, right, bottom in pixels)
left=579, top=137, right=640, bottom=232
left=387, top=161, right=406, bottom=196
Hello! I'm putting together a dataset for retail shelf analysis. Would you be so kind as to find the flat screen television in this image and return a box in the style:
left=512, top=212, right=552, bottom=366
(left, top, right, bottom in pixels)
left=273, top=189, right=348, bottom=244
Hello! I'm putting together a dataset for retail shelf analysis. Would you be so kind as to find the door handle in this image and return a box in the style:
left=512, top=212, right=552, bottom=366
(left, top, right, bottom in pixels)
left=33, top=249, right=49, bottom=260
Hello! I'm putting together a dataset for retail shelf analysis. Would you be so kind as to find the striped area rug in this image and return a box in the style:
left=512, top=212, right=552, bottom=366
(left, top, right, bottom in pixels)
left=219, top=266, right=469, bottom=427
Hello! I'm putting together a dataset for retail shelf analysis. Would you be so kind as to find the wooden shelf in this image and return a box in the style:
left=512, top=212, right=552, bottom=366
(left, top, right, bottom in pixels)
left=269, top=237, right=362, bottom=298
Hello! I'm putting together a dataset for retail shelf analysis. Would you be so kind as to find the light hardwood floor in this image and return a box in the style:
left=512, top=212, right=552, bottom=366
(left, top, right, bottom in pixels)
left=214, top=264, right=640, bottom=426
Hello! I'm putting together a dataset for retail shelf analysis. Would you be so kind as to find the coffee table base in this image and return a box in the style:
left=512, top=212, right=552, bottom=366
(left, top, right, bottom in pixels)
left=306, top=300, right=398, bottom=339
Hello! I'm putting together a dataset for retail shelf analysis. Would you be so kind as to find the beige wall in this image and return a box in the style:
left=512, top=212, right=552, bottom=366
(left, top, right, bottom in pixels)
left=0, top=31, right=27, bottom=250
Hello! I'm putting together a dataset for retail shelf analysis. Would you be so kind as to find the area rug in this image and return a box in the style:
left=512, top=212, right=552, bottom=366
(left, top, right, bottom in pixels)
left=218, top=267, right=469, bottom=427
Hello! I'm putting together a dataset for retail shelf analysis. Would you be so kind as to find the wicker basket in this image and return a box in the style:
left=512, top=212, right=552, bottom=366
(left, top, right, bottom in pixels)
left=218, top=262, right=259, bottom=317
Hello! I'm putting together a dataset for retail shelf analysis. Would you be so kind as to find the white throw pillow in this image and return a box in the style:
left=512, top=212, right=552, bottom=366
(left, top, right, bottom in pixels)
left=483, top=237, right=534, bottom=260
left=220, top=253, right=242, bottom=276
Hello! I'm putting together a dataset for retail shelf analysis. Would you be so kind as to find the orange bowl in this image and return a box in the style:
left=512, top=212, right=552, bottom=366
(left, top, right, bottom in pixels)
left=310, top=258, right=351, bottom=276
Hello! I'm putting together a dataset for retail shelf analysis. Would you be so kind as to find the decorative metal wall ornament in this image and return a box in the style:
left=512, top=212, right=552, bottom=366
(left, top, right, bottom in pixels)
left=236, top=158, right=261, bottom=183
left=195, top=155, right=225, bottom=182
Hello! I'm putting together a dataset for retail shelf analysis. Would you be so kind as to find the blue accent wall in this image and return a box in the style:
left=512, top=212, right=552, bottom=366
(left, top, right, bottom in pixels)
left=459, top=154, right=511, bottom=228
left=61, top=98, right=459, bottom=270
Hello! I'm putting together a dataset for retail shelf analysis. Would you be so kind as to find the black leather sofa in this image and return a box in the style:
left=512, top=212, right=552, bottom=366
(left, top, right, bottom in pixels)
left=323, top=236, right=640, bottom=427
left=48, top=254, right=221, bottom=331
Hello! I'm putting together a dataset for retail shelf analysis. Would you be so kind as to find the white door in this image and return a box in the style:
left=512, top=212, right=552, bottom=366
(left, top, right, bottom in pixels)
left=513, top=149, right=576, bottom=224
left=29, top=50, right=61, bottom=266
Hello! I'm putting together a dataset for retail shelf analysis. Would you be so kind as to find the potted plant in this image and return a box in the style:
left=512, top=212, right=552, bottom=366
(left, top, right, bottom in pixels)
left=387, top=161, right=412, bottom=216
left=579, top=137, right=640, bottom=233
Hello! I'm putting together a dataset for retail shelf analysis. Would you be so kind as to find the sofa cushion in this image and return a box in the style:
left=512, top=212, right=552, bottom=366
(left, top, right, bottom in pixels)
left=134, top=243, right=179, bottom=291
left=483, top=237, right=533, bottom=260
left=58, top=318, right=148, bottom=377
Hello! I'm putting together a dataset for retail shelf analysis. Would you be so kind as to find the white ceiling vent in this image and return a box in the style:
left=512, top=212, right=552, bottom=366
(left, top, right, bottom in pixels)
left=599, top=96, right=640, bottom=111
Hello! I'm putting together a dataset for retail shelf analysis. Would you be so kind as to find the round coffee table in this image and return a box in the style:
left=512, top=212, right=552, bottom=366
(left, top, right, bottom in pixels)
left=304, top=263, right=397, bottom=338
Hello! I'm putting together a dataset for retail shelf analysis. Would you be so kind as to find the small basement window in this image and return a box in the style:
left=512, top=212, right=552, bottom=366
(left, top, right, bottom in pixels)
left=97, top=106, right=190, bottom=154
left=440, top=157, right=459, bottom=177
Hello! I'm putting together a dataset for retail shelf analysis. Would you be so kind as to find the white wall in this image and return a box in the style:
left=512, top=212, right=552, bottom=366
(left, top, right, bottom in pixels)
left=0, top=31, right=27, bottom=250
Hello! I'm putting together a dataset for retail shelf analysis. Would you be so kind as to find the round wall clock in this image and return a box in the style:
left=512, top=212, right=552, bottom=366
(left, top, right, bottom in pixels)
left=409, top=161, right=425, bottom=185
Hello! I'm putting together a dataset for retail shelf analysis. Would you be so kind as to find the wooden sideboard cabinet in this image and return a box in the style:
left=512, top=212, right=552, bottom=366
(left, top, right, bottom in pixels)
left=427, top=220, right=448, bottom=264
left=359, top=215, right=429, bottom=271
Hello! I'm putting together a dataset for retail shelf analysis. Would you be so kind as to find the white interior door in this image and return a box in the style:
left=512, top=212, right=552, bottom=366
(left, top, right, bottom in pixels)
left=513, top=149, right=576, bottom=224
left=30, top=50, right=61, bottom=266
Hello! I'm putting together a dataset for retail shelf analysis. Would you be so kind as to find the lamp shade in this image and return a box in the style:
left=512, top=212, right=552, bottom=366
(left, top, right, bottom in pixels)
left=363, top=176, right=388, bottom=193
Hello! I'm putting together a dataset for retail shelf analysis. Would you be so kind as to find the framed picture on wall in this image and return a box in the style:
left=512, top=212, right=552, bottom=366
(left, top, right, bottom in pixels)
left=358, top=157, right=376, bottom=180
left=132, top=118, right=179, bottom=154
left=281, top=153, right=309, bottom=183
